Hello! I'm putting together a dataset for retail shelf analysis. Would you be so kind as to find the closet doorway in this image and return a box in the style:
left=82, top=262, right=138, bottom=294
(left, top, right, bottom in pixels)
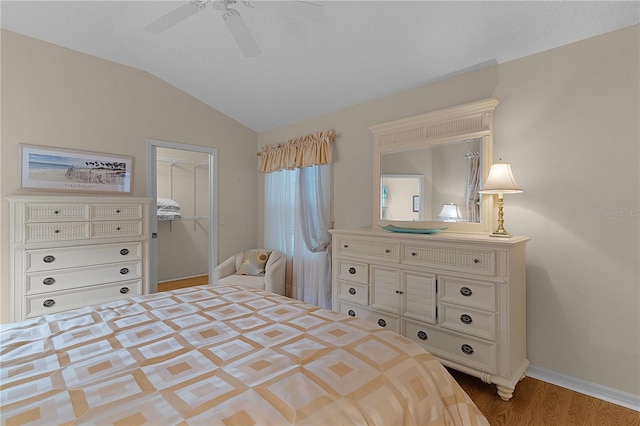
left=146, top=139, right=218, bottom=293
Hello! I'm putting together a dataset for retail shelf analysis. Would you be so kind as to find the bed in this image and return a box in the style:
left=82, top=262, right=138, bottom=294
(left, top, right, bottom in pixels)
left=1, top=284, right=488, bottom=425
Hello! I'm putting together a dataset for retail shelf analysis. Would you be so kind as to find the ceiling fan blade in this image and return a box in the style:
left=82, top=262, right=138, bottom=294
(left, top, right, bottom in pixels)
left=247, top=1, right=323, bottom=23
left=223, top=9, right=261, bottom=57
left=143, top=2, right=204, bottom=34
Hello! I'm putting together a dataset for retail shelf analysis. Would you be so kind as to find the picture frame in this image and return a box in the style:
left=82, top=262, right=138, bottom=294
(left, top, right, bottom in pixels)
left=413, top=195, right=420, bottom=212
left=19, top=144, right=134, bottom=194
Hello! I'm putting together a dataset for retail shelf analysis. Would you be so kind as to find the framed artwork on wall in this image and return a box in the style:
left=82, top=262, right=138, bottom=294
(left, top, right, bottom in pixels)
left=19, top=144, right=134, bottom=194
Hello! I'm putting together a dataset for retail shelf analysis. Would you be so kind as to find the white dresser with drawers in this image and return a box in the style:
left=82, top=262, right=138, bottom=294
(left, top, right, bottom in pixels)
left=330, top=228, right=529, bottom=401
left=7, top=195, right=151, bottom=322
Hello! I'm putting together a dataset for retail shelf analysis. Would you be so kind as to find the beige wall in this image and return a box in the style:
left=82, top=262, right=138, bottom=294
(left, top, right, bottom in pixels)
left=0, top=30, right=260, bottom=322
left=258, top=25, right=640, bottom=396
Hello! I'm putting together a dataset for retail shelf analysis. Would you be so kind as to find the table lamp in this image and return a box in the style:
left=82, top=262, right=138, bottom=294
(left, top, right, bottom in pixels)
left=438, top=203, right=462, bottom=222
left=479, top=160, right=523, bottom=237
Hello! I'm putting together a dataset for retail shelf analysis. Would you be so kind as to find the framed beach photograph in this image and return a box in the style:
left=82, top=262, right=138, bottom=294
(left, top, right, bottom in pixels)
left=20, top=144, right=134, bottom=193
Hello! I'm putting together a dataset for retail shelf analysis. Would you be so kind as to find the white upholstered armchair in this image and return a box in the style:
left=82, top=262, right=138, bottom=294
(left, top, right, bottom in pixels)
left=212, top=249, right=286, bottom=296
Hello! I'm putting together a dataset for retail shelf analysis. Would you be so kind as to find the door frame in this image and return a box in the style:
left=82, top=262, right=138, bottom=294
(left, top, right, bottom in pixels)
left=146, top=139, right=218, bottom=293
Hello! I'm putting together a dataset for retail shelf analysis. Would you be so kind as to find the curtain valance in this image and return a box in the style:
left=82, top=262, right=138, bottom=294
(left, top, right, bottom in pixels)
left=258, top=130, right=336, bottom=173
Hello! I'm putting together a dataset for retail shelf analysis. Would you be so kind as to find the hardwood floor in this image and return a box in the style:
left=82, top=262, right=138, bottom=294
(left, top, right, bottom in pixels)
left=449, top=369, right=640, bottom=425
left=156, top=277, right=639, bottom=425
left=157, top=275, right=209, bottom=292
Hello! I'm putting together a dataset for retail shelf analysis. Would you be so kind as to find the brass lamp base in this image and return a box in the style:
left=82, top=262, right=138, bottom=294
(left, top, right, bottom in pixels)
left=490, top=194, right=513, bottom=238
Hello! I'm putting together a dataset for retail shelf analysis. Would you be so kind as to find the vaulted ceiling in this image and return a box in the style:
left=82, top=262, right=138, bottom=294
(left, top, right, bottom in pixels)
left=2, top=1, right=638, bottom=132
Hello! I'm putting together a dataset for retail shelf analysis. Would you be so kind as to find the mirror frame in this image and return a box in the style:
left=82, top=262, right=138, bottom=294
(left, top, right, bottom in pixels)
left=370, top=98, right=499, bottom=234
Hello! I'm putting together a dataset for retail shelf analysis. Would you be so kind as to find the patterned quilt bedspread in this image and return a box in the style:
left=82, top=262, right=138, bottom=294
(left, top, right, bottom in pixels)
left=1, top=284, right=488, bottom=425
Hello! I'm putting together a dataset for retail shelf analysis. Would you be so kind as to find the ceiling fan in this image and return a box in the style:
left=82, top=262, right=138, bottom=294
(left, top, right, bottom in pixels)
left=143, top=0, right=323, bottom=57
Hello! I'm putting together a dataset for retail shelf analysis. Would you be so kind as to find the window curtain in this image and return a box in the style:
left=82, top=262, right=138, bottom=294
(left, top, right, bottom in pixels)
left=262, top=130, right=335, bottom=309
left=259, top=130, right=335, bottom=173
left=466, top=151, right=481, bottom=222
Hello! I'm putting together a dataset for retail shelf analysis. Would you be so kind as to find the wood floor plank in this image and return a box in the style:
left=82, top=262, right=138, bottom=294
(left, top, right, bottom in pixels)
left=449, top=369, right=640, bottom=425
left=158, top=275, right=209, bottom=292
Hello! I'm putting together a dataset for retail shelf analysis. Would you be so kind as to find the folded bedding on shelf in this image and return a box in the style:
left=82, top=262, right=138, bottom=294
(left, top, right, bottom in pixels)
left=157, top=198, right=182, bottom=220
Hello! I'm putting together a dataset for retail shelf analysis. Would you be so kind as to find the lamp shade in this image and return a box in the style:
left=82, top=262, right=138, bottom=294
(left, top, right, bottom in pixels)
left=479, top=161, right=523, bottom=194
left=438, top=203, right=461, bottom=221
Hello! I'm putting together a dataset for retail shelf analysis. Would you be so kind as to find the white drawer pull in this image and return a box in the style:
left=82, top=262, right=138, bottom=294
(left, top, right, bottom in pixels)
left=460, top=314, right=473, bottom=324
left=43, top=277, right=56, bottom=285
left=460, top=287, right=473, bottom=297
left=43, top=255, right=56, bottom=263
left=43, top=299, right=56, bottom=308
left=461, top=344, right=474, bottom=355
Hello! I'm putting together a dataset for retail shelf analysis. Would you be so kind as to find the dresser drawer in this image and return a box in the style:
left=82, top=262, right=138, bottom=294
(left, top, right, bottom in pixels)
left=25, top=242, right=143, bottom=272
left=336, top=260, right=368, bottom=284
left=440, top=303, right=496, bottom=341
left=402, top=244, right=496, bottom=276
left=25, top=261, right=142, bottom=295
left=25, top=280, right=142, bottom=318
left=338, top=302, right=400, bottom=333
left=403, top=320, right=496, bottom=373
left=337, top=281, right=368, bottom=305
left=91, top=204, right=143, bottom=221
left=25, top=222, right=90, bottom=243
left=91, top=221, right=143, bottom=238
left=25, top=203, right=90, bottom=222
left=335, top=236, right=400, bottom=263
left=439, top=276, right=495, bottom=311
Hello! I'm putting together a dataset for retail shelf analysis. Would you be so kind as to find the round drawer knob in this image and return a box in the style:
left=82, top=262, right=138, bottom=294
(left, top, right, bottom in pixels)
left=43, top=277, right=56, bottom=286
left=348, top=287, right=356, bottom=295
left=116, top=227, right=122, bottom=231
left=385, top=249, right=390, bottom=254
left=461, top=344, right=474, bottom=355
left=54, top=210, right=60, bottom=214
left=116, top=210, right=121, bottom=213
left=411, top=252, right=417, bottom=256
left=473, top=258, right=480, bottom=264
left=348, top=267, right=356, bottom=275
left=54, top=229, right=60, bottom=234
left=43, top=255, right=56, bottom=263
left=417, top=331, right=428, bottom=341
left=377, top=319, right=387, bottom=327
left=460, top=314, right=473, bottom=324
left=120, top=248, right=130, bottom=255
left=343, top=244, right=349, bottom=248
left=120, top=287, right=130, bottom=294
left=120, top=268, right=130, bottom=275
left=460, top=287, right=473, bottom=297
left=43, top=299, right=56, bottom=308
left=348, top=310, right=356, bottom=317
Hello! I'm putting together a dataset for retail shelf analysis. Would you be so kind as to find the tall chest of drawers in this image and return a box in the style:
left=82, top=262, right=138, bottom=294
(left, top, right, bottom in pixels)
left=7, top=196, right=151, bottom=322
left=330, top=228, right=529, bottom=401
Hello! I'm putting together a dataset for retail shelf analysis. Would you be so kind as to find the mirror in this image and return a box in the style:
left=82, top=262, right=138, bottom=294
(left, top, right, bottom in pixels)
left=370, top=98, right=499, bottom=234
left=381, top=138, right=482, bottom=222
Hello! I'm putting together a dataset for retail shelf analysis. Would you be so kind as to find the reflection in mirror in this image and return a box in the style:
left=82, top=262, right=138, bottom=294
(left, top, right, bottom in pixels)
left=380, top=138, right=482, bottom=223
left=381, top=174, right=423, bottom=221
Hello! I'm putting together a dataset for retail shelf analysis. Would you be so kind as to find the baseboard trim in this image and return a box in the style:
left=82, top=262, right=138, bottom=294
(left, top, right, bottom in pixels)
left=527, top=365, right=640, bottom=412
